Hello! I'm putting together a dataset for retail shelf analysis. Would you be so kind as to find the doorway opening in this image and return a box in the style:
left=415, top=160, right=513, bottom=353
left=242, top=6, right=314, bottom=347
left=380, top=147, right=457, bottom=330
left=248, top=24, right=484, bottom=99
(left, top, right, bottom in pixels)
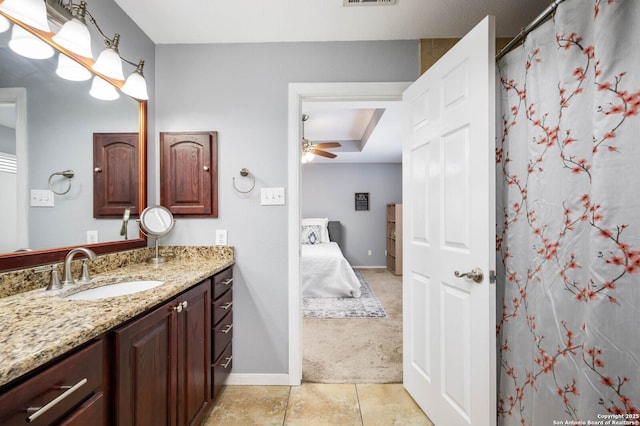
left=287, top=82, right=410, bottom=385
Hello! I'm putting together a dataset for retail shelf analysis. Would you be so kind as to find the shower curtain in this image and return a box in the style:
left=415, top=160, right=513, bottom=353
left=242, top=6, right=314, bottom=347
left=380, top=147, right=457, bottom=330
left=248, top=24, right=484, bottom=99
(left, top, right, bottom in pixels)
left=496, top=1, right=640, bottom=424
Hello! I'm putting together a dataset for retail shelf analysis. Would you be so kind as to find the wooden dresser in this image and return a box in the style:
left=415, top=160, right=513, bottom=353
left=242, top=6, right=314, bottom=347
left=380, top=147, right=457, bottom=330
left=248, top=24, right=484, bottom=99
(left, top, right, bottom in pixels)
left=386, top=203, right=403, bottom=275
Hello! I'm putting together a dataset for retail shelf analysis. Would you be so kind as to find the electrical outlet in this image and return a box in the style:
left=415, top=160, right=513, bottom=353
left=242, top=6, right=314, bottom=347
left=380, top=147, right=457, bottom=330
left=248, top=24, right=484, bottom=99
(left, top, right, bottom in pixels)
left=368, top=250, right=372, bottom=256
left=215, top=229, right=228, bottom=245
left=87, top=230, right=98, bottom=244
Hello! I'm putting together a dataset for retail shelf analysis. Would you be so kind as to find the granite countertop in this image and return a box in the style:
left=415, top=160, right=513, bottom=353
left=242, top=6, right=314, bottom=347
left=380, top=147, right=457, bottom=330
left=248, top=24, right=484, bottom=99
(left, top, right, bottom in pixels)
left=0, top=252, right=234, bottom=388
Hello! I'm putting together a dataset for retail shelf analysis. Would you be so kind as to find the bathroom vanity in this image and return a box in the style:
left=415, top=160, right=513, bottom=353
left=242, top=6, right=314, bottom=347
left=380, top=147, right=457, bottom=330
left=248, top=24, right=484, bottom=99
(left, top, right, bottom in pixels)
left=0, top=246, right=234, bottom=425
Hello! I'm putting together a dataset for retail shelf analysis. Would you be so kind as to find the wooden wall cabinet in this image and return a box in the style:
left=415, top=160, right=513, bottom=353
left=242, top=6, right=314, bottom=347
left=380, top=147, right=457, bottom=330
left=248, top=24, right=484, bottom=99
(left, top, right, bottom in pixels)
left=113, top=280, right=211, bottom=426
left=160, top=132, right=218, bottom=217
left=93, top=133, right=139, bottom=218
left=386, top=203, right=403, bottom=275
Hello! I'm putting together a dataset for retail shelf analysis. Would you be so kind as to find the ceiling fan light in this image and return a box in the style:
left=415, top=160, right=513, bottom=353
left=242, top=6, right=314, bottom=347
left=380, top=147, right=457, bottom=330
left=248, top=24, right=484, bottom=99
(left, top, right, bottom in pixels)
left=52, top=17, right=93, bottom=58
left=0, top=14, right=10, bottom=33
left=90, top=76, right=119, bottom=101
left=56, top=53, right=92, bottom=81
left=0, top=0, right=50, bottom=31
left=8, top=25, right=54, bottom=59
left=92, top=47, right=124, bottom=80
left=302, top=151, right=315, bottom=163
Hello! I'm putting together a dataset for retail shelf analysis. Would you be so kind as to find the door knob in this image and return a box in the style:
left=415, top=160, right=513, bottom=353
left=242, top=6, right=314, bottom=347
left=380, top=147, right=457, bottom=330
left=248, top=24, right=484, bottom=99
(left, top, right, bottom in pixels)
left=454, top=267, right=483, bottom=283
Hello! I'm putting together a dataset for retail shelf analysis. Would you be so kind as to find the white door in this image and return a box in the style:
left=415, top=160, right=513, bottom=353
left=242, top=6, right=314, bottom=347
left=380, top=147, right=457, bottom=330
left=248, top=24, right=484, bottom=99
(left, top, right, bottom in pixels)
left=402, top=16, right=496, bottom=426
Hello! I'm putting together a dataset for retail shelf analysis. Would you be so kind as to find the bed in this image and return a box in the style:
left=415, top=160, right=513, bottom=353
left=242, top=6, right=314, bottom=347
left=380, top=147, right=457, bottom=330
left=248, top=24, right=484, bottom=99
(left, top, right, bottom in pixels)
left=301, top=219, right=362, bottom=298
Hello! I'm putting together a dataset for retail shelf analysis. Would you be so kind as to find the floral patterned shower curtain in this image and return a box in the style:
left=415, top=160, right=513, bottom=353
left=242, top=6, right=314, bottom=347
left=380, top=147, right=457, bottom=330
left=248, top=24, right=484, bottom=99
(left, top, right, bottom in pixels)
left=496, top=1, right=640, bottom=424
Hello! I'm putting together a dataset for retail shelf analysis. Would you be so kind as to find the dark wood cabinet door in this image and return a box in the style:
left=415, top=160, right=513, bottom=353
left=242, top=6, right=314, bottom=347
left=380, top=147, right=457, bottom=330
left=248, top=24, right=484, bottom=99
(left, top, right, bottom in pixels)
left=93, top=133, right=140, bottom=218
left=176, top=281, right=211, bottom=426
left=114, top=300, right=176, bottom=426
left=160, top=132, right=218, bottom=217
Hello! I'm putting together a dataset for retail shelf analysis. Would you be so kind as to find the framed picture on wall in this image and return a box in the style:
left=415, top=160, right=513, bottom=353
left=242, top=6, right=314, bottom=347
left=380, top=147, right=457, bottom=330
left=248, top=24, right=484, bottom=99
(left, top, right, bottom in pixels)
left=355, top=192, right=370, bottom=211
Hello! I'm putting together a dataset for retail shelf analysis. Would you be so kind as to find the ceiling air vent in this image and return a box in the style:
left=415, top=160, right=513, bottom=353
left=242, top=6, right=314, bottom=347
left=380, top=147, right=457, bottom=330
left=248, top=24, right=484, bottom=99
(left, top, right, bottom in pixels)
left=343, top=0, right=398, bottom=6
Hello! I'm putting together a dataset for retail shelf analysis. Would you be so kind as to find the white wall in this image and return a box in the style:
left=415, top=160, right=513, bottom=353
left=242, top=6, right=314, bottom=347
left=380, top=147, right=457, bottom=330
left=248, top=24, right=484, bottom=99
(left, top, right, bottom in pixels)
left=302, top=162, right=402, bottom=267
left=155, top=41, right=418, bottom=375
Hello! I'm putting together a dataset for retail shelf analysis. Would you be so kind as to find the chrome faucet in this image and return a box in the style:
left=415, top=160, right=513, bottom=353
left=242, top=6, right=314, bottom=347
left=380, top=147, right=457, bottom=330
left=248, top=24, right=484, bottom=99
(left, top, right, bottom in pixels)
left=62, top=247, right=97, bottom=285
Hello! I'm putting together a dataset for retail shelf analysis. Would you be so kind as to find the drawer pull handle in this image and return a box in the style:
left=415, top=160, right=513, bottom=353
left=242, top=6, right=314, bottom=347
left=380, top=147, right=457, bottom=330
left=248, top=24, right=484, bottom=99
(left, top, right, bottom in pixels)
left=221, top=356, right=233, bottom=369
left=220, top=302, right=233, bottom=310
left=222, top=324, right=233, bottom=334
left=221, top=278, right=233, bottom=286
left=26, top=377, right=88, bottom=423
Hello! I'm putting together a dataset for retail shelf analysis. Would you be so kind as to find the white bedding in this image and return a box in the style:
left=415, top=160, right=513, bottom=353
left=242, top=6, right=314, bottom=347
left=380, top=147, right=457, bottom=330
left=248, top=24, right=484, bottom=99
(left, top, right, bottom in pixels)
left=301, top=242, right=362, bottom=298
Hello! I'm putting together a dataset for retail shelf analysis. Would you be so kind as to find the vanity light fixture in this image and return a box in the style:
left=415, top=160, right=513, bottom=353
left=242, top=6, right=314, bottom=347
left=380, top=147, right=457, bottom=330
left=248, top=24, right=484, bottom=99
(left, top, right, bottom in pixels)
left=51, top=1, right=92, bottom=59
left=90, top=75, right=119, bottom=101
left=0, top=0, right=50, bottom=31
left=0, top=14, right=9, bottom=33
left=56, top=52, right=92, bottom=81
left=91, top=34, right=124, bottom=80
left=0, top=0, right=149, bottom=101
left=121, top=60, right=149, bottom=100
left=8, top=25, right=54, bottom=59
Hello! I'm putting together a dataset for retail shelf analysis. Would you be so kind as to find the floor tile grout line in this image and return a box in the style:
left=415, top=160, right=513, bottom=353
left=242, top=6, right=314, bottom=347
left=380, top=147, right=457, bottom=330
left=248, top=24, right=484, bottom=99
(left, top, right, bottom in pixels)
left=282, top=385, right=292, bottom=425
left=355, top=383, right=365, bottom=426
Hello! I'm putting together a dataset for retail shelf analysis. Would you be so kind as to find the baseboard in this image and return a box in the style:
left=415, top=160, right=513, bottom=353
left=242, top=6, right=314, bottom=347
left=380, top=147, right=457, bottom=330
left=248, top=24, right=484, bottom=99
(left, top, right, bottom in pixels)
left=225, top=373, right=294, bottom=386
left=352, top=265, right=387, bottom=269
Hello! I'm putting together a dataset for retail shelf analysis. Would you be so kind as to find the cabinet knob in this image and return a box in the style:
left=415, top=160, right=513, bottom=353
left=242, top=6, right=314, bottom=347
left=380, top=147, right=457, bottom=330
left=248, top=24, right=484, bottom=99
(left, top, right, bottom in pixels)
left=173, top=301, right=188, bottom=313
left=203, top=166, right=210, bottom=171
left=94, top=167, right=102, bottom=173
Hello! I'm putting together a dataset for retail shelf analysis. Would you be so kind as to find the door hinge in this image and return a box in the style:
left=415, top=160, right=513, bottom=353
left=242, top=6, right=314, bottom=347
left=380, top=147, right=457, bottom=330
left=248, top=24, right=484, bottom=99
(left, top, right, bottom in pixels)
left=489, top=270, right=496, bottom=284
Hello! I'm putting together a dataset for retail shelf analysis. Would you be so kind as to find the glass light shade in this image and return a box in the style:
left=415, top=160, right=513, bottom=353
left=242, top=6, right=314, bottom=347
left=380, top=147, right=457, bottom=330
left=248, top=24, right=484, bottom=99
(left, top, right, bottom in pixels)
left=56, top=54, right=91, bottom=81
left=92, top=47, right=124, bottom=80
left=52, top=18, right=93, bottom=58
left=301, top=151, right=315, bottom=163
left=121, top=71, right=149, bottom=100
left=0, top=14, right=10, bottom=33
left=8, top=25, right=54, bottom=59
left=89, top=76, right=119, bottom=101
left=0, top=0, right=50, bottom=31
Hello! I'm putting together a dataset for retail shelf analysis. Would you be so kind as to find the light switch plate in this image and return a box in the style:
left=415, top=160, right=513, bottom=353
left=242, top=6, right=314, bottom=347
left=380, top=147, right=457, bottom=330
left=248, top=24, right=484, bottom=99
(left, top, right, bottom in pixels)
left=261, top=187, right=286, bottom=206
left=30, top=189, right=54, bottom=207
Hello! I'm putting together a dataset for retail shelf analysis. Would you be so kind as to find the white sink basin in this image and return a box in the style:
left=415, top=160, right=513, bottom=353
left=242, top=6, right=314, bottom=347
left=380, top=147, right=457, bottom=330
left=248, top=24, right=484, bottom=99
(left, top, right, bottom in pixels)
left=64, top=280, right=165, bottom=300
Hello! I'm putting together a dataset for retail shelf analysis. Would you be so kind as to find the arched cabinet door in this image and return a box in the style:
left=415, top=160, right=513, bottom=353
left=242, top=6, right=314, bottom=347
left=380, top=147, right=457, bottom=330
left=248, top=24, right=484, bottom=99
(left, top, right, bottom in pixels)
left=160, top=131, right=218, bottom=217
left=93, top=133, right=139, bottom=218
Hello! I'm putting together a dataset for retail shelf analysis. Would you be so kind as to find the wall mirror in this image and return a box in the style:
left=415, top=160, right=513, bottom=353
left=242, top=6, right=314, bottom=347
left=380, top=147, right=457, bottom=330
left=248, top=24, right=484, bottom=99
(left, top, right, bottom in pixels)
left=0, top=7, right=147, bottom=271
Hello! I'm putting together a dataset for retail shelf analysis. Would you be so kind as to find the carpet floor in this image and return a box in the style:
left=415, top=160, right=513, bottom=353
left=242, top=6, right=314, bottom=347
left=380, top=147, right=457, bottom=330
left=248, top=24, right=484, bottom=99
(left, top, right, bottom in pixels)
left=302, top=268, right=403, bottom=384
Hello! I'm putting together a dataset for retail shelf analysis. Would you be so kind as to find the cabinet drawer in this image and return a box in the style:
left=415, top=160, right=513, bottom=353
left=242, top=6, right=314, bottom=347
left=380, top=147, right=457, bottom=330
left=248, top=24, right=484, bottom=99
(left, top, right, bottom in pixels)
left=213, top=267, right=233, bottom=299
left=212, top=288, right=233, bottom=325
left=0, top=339, right=103, bottom=426
left=212, top=343, right=232, bottom=401
left=59, top=392, right=104, bottom=426
left=213, top=311, right=233, bottom=362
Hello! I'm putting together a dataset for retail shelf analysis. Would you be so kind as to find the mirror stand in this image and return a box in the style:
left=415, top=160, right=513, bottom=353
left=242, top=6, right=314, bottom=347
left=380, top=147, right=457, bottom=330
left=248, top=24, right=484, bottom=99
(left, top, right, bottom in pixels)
left=138, top=205, right=175, bottom=264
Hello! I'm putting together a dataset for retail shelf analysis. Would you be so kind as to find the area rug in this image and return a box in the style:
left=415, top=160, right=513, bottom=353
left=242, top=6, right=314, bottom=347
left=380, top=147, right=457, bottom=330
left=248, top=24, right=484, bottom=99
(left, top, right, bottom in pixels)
left=302, top=270, right=386, bottom=318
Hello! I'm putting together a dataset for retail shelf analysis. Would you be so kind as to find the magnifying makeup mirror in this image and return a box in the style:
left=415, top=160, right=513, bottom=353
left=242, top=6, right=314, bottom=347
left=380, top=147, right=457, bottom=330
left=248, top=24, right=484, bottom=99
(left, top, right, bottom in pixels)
left=138, top=205, right=175, bottom=264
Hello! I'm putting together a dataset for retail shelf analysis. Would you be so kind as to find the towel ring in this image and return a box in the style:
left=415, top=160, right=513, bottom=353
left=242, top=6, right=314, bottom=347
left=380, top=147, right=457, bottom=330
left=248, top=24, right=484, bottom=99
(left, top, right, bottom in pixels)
left=232, top=168, right=255, bottom=194
left=48, top=170, right=75, bottom=195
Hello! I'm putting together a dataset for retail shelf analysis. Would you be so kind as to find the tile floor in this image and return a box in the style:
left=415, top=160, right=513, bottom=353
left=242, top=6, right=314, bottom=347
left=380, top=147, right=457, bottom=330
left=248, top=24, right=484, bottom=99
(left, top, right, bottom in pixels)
left=204, top=383, right=434, bottom=425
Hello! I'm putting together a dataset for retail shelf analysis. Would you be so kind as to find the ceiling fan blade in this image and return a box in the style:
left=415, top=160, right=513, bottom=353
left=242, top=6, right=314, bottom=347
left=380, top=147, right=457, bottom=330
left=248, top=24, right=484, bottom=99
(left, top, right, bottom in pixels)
left=312, top=142, right=342, bottom=149
left=312, top=149, right=337, bottom=159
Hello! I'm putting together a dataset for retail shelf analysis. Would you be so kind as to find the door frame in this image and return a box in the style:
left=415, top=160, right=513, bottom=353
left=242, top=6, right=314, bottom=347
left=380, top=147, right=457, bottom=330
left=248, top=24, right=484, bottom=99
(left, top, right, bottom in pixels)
left=287, top=81, right=411, bottom=384
left=0, top=87, right=28, bottom=251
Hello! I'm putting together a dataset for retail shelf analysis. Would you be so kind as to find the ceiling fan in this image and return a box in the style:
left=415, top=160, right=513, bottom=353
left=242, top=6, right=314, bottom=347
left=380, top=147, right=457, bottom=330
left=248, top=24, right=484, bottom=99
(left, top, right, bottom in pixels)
left=301, top=113, right=342, bottom=162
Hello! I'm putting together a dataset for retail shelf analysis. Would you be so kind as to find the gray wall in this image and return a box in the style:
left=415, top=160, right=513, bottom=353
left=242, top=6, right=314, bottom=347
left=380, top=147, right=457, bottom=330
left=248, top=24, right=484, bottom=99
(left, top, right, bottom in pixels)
left=0, top=0, right=155, bottom=250
left=155, top=41, right=418, bottom=374
left=302, top=163, right=402, bottom=267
